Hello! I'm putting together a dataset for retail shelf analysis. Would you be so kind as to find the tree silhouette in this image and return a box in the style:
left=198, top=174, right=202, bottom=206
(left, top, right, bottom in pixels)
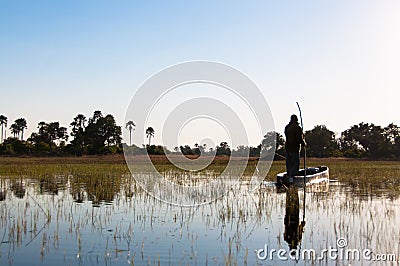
left=71, top=114, right=87, bottom=133
left=10, top=123, right=19, bottom=138
left=70, top=114, right=87, bottom=155
left=340, top=123, right=389, bottom=158
left=146, top=127, right=155, bottom=146
left=216, top=142, right=231, bottom=156
left=383, top=123, right=400, bottom=157
left=305, top=125, right=339, bottom=157
left=102, top=114, right=122, bottom=146
left=11, top=118, right=27, bottom=140
left=125, top=121, right=136, bottom=146
left=83, top=111, right=122, bottom=154
left=0, top=115, right=7, bottom=143
left=29, top=121, right=69, bottom=153
left=180, top=145, right=194, bottom=155
left=2, top=110, right=400, bottom=159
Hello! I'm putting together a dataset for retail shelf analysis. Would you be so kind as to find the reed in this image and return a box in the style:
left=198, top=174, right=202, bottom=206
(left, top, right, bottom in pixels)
left=1, top=156, right=400, bottom=265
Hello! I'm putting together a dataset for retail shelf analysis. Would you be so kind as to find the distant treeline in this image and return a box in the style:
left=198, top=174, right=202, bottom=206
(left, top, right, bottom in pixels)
left=0, top=112, right=399, bottom=159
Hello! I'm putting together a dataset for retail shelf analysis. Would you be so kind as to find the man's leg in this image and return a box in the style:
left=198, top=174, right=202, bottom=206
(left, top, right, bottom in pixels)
left=287, top=152, right=298, bottom=176
left=286, top=152, right=291, bottom=176
left=294, top=152, right=300, bottom=175
left=286, top=152, right=297, bottom=176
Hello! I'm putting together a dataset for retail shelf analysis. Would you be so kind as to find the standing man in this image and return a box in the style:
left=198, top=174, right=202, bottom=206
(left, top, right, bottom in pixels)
left=284, top=114, right=306, bottom=177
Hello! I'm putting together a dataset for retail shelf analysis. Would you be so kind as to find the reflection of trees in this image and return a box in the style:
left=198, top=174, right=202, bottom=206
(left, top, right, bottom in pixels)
left=38, top=177, right=59, bottom=195
left=73, top=190, right=85, bottom=203
left=10, top=179, right=26, bottom=199
left=69, top=174, right=121, bottom=206
left=284, top=187, right=305, bottom=251
left=0, top=179, right=5, bottom=201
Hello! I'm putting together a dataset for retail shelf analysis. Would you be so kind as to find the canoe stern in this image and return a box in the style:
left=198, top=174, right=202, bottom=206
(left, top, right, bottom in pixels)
left=276, top=166, right=329, bottom=186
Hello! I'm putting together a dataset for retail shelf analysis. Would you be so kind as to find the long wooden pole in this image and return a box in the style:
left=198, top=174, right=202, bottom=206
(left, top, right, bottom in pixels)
left=296, top=102, right=306, bottom=222
left=296, top=102, right=306, bottom=185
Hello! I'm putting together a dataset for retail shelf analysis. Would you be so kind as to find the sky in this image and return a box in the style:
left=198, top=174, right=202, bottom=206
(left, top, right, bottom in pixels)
left=0, top=0, right=399, bottom=147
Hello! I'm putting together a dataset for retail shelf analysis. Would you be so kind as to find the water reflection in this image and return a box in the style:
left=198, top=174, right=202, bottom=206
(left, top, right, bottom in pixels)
left=0, top=174, right=399, bottom=265
left=10, top=179, right=25, bottom=199
left=38, top=177, right=59, bottom=195
left=284, top=187, right=305, bottom=251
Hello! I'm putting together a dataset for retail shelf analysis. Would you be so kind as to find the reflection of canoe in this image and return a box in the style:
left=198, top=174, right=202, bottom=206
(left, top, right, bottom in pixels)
left=277, top=166, right=329, bottom=186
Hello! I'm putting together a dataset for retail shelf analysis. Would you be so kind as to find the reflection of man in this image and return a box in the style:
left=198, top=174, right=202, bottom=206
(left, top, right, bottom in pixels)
left=284, top=115, right=306, bottom=177
left=284, top=187, right=305, bottom=251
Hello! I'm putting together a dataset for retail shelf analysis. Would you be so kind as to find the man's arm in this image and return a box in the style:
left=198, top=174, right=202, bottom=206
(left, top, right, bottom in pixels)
left=301, top=133, right=306, bottom=147
left=298, top=126, right=306, bottom=147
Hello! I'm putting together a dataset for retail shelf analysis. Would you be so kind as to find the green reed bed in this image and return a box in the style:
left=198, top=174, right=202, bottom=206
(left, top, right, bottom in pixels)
left=1, top=156, right=400, bottom=191
left=327, top=160, right=400, bottom=189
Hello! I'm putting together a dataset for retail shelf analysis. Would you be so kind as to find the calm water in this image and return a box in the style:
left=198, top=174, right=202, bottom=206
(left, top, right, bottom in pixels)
left=0, top=175, right=399, bottom=265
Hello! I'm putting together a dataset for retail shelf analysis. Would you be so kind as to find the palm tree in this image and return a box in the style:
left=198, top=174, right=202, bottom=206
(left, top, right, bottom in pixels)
left=125, top=121, right=136, bottom=146
left=146, top=127, right=155, bottom=146
left=14, top=118, right=27, bottom=140
left=71, top=114, right=87, bottom=132
left=0, top=115, right=7, bottom=143
left=10, top=123, right=19, bottom=138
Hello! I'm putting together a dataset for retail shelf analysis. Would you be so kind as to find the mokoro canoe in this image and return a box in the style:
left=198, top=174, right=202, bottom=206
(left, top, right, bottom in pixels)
left=276, top=166, right=329, bottom=186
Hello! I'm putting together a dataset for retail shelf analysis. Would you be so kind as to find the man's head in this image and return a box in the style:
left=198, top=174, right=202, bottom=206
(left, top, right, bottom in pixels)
left=290, top=114, right=298, bottom=123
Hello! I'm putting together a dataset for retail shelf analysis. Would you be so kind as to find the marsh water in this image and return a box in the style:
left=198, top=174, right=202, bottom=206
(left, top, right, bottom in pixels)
left=0, top=174, right=399, bottom=265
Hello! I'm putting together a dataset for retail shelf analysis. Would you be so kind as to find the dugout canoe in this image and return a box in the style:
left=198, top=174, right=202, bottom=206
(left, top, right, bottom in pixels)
left=276, top=166, right=329, bottom=186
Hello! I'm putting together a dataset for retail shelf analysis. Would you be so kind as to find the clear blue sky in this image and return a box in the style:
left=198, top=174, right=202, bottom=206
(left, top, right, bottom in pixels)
left=0, top=1, right=399, bottom=146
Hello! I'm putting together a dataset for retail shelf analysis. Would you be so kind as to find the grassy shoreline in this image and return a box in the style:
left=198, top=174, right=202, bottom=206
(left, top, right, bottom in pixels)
left=0, top=154, right=392, bottom=165
left=1, top=155, right=400, bottom=189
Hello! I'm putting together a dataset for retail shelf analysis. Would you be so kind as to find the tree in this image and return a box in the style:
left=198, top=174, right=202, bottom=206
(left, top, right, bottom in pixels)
left=340, top=123, right=389, bottom=158
left=1, top=137, right=28, bottom=155
left=84, top=111, right=104, bottom=153
left=383, top=123, right=400, bottom=157
left=146, top=145, right=166, bottom=155
left=29, top=121, right=69, bottom=153
left=216, top=142, right=231, bottom=156
left=305, top=125, right=339, bottom=157
left=0, top=115, right=7, bottom=143
left=193, top=143, right=201, bottom=156
left=16, top=118, right=27, bottom=140
left=68, top=112, right=122, bottom=155
left=84, top=111, right=122, bottom=154
left=180, top=145, right=194, bottom=155
left=70, top=114, right=87, bottom=155
left=89, top=110, right=103, bottom=124
left=10, top=118, right=27, bottom=140
left=10, top=123, right=19, bottom=138
left=71, top=114, right=87, bottom=134
left=261, top=131, right=285, bottom=160
left=146, top=127, right=155, bottom=146
left=125, top=121, right=136, bottom=146
left=101, top=115, right=122, bottom=146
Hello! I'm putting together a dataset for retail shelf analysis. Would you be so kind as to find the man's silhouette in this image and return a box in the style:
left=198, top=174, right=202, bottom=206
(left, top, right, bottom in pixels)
left=284, top=114, right=306, bottom=176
